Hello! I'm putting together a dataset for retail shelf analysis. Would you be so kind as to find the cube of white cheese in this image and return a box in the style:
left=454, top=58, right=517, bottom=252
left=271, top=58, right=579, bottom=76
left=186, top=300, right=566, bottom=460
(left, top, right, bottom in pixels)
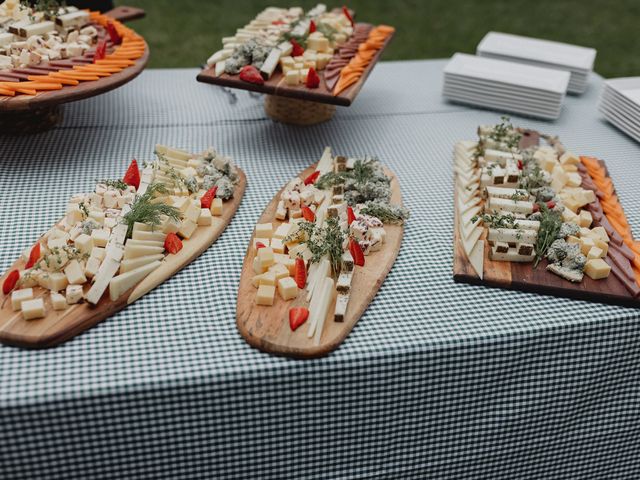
left=11, top=288, right=34, bottom=311
left=256, top=223, right=273, bottom=238
left=21, top=298, right=45, bottom=320
left=273, top=223, right=292, bottom=240
left=84, top=256, right=101, bottom=279
left=64, top=259, right=87, bottom=285
left=256, top=284, right=276, bottom=306
left=91, top=229, right=110, bottom=247
left=271, top=238, right=285, bottom=254
left=285, top=69, right=300, bottom=85
left=277, top=276, right=298, bottom=301
left=257, top=247, right=275, bottom=270
left=184, top=201, right=201, bottom=224
left=74, top=233, right=94, bottom=254
left=584, top=258, right=611, bottom=280
left=50, top=292, right=68, bottom=311
left=91, top=247, right=106, bottom=261
left=177, top=220, right=198, bottom=239
left=65, top=284, right=84, bottom=304
left=198, top=208, right=212, bottom=226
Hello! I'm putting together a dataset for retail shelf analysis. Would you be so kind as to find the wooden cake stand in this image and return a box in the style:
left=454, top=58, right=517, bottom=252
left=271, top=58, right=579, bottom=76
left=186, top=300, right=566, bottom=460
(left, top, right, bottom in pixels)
left=0, top=6, right=147, bottom=134
left=197, top=24, right=394, bottom=126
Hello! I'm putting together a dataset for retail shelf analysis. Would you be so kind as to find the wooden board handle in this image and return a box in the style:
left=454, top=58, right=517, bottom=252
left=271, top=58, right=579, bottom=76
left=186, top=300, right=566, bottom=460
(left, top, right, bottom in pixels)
left=104, top=6, right=145, bottom=23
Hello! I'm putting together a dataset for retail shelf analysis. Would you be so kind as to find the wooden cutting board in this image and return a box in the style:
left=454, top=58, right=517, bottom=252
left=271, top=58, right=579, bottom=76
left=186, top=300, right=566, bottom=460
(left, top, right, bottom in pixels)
left=452, top=166, right=640, bottom=309
left=0, top=170, right=246, bottom=349
left=236, top=163, right=404, bottom=358
left=196, top=23, right=394, bottom=107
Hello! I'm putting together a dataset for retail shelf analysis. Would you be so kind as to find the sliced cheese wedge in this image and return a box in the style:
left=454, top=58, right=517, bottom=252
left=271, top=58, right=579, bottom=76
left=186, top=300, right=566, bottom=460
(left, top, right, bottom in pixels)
left=462, top=226, right=483, bottom=257
left=468, top=239, right=484, bottom=280
left=120, top=254, right=165, bottom=273
left=109, top=260, right=162, bottom=301
left=124, top=244, right=165, bottom=259
left=85, top=257, right=121, bottom=304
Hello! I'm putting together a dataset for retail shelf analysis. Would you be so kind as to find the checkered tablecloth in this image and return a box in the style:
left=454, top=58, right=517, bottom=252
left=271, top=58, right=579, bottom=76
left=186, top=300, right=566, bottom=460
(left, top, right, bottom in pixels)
left=1, top=60, right=640, bottom=479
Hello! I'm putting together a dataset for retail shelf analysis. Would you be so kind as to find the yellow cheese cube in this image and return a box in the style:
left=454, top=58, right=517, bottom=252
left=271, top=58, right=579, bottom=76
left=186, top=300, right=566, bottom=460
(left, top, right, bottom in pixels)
left=184, top=201, right=201, bottom=223
left=91, top=229, right=109, bottom=247
left=584, top=258, right=611, bottom=280
left=566, top=172, right=582, bottom=187
left=91, top=247, right=106, bottom=261
left=285, top=69, right=300, bottom=85
left=579, top=210, right=593, bottom=228
left=587, top=246, right=604, bottom=259
left=591, top=226, right=609, bottom=243
left=560, top=152, right=580, bottom=165
left=567, top=236, right=580, bottom=246
left=11, top=288, right=34, bottom=311
left=580, top=236, right=595, bottom=255
left=594, top=238, right=609, bottom=256
left=21, top=298, right=45, bottom=320
left=259, top=271, right=277, bottom=286
left=562, top=208, right=580, bottom=224
left=74, top=233, right=94, bottom=254
left=258, top=247, right=275, bottom=269
left=253, top=257, right=267, bottom=275
left=268, top=263, right=289, bottom=280
left=65, top=284, right=83, bottom=304
left=173, top=197, right=191, bottom=213
left=85, top=256, right=101, bottom=279
left=273, top=223, right=292, bottom=240
left=177, top=219, right=198, bottom=239
left=198, top=208, right=213, bottom=226
left=256, top=284, right=276, bottom=306
left=210, top=198, right=223, bottom=216
left=270, top=238, right=285, bottom=254
left=277, top=276, right=298, bottom=301
left=50, top=292, right=67, bottom=311
left=255, top=223, right=273, bottom=238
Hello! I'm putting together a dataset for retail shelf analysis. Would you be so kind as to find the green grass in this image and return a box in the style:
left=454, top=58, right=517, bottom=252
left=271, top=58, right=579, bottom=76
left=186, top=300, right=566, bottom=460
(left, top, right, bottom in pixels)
left=117, top=0, right=640, bottom=78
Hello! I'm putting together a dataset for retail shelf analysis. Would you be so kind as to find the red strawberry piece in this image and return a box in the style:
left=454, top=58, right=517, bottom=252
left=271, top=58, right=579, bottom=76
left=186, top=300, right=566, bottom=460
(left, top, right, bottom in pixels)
left=349, top=238, right=365, bottom=266
left=200, top=186, right=218, bottom=209
left=305, top=67, right=320, bottom=88
left=290, top=38, right=304, bottom=57
left=294, top=257, right=307, bottom=289
left=289, top=307, right=309, bottom=331
left=301, top=203, right=315, bottom=222
left=123, top=159, right=141, bottom=190
left=239, top=65, right=264, bottom=85
left=347, top=206, right=356, bottom=226
left=164, top=233, right=183, bottom=254
left=25, top=243, right=41, bottom=269
left=2, top=270, right=20, bottom=295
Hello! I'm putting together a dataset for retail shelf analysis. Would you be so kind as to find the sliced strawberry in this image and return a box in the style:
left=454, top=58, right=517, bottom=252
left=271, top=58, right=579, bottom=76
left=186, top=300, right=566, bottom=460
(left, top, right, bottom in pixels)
left=164, top=233, right=183, bottom=254
left=301, top=203, right=315, bottom=222
left=105, top=21, right=122, bottom=45
left=546, top=200, right=556, bottom=209
left=305, top=67, right=320, bottom=89
left=123, top=159, right=141, bottom=190
left=347, top=206, right=356, bottom=226
left=303, top=171, right=320, bottom=185
left=94, top=39, right=107, bottom=62
left=533, top=203, right=540, bottom=213
left=25, top=243, right=41, bottom=269
left=200, top=186, right=218, bottom=209
left=517, top=159, right=523, bottom=170
left=2, top=270, right=19, bottom=295
left=294, top=257, right=306, bottom=289
left=239, top=65, right=264, bottom=85
left=255, top=242, right=267, bottom=250
left=290, top=38, right=304, bottom=57
left=289, top=307, right=309, bottom=331
left=342, top=6, right=355, bottom=27
left=349, top=238, right=365, bottom=266
left=309, top=20, right=317, bottom=33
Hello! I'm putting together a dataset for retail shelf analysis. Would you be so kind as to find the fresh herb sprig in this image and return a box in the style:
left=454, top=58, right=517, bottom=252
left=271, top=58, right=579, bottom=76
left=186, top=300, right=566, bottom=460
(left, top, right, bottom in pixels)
left=96, top=178, right=129, bottom=191
left=533, top=204, right=562, bottom=267
left=285, top=218, right=345, bottom=274
left=359, top=201, right=409, bottom=224
left=122, top=183, right=181, bottom=238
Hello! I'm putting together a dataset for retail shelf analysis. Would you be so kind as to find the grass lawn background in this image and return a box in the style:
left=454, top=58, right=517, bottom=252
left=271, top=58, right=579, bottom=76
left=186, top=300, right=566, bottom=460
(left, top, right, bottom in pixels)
left=116, top=0, right=640, bottom=78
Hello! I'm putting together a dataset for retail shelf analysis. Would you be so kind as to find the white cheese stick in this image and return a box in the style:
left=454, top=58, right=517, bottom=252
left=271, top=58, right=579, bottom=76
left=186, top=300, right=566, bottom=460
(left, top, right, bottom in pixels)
left=313, top=277, right=335, bottom=346
left=487, top=228, right=537, bottom=245
left=487, top=197, right=534, bottom=215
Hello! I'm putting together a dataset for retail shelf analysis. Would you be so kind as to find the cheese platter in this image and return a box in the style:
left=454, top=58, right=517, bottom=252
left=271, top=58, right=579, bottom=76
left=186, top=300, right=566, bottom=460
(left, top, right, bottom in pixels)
left=237, top=148, right=409, bottom=358
left=196, top=5, right=394, bottom=125
left=0, top=146, right=246, bottom=348
left=0, top=1, right=148, bottom=133
left=453, top=117, right=640, bottom=308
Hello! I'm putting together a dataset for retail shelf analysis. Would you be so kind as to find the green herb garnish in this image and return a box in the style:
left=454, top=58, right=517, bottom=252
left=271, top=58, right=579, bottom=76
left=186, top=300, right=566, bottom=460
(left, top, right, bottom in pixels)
left=359, top=201, right=409, bottom=224
left=96, top=178, right=129, bottom=191
left=533, top=204, right=562, bottom=267
left=286, top=218, right=345, bottom=274
left=122, top=183, right=181, bottom=238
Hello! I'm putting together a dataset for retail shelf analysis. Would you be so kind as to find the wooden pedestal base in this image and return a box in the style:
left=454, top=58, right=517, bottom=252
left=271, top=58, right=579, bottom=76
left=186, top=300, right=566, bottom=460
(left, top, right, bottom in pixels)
left=264, top=95, right=336, bottom=125
left=0, top=106, right=63, bottom=135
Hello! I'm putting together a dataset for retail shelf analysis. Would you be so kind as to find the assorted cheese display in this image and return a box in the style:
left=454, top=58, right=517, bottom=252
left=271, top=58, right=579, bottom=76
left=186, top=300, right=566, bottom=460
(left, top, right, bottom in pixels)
left=246, top=148, right=409, bottom=346
left=0, top=0, right=145, bottom=97
left=203, top=4, right=393, bottom=96
left=455, top=117, right=640, bottom=299
left=1, top=145, right=241, bottom=324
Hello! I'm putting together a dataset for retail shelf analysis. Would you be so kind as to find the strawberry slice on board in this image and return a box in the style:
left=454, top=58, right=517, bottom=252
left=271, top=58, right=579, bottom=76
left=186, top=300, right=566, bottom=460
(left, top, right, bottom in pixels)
left=123, top=159, right=141, bottom=190
left=289, top=307, right=309, bottom=331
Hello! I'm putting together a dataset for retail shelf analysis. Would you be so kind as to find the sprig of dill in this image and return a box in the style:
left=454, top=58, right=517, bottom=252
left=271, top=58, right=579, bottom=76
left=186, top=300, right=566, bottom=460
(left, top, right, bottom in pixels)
left=285, top=218, right=345, bottom=274
left=122, top=183, right=181, bottom=238
left=359, top=201, right=409, bottom=224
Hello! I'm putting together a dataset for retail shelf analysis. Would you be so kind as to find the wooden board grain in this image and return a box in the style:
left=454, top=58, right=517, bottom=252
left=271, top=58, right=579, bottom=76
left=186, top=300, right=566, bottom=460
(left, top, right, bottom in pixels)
left=452, top=166, right=640, bottom=309
left=196, top=23, right=394, bottom=107
left=0, top=8, right=148, bottom=112
left=0, top=170, right=246, bottom=349
left=236, top=163, right=404, bottom=358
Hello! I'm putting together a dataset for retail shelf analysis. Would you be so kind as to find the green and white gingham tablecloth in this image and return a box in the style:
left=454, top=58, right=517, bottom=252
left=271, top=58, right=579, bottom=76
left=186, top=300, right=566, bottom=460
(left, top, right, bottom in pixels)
left=1, top=60, right=640, bottom=479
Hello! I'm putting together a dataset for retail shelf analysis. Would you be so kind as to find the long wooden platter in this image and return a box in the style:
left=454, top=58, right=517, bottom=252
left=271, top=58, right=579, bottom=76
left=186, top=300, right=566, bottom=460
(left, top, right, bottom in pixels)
left=0, top=7, right=148, bottom=112
left=453, top=163, right=640, bottom=309
left=196, top=23, right=394, bottom=107
left=236, top=164, right=404, bottom=358
left=0, top=170, right=246, bottom=349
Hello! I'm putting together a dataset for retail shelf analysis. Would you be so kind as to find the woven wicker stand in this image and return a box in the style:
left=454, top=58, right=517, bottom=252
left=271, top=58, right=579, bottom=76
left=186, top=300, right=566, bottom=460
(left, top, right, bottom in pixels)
left=264, top=95, right=336, bottom=125
left=0, top=106, right=63, bottom=135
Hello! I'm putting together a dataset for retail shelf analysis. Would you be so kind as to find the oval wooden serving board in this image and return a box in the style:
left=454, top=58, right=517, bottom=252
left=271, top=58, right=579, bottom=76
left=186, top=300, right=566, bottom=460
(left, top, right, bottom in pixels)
left=236, top=163, right=404, bottom=358
left=0, top=170, right=246, bottom=349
